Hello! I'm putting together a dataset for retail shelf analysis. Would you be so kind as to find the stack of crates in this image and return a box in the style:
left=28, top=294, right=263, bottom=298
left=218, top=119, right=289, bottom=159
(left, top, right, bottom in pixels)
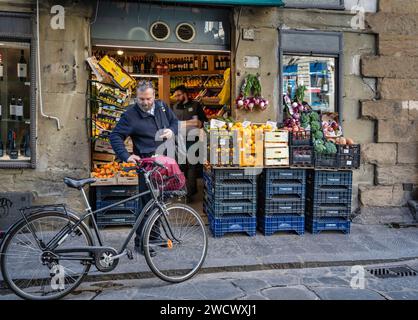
left=258, top=169, right=306, bottom=236
left=94, top=185, right=138, bottom=228
left=306, top=170, right=352, bottom=234
left=203, top=166, right=258, bottom=237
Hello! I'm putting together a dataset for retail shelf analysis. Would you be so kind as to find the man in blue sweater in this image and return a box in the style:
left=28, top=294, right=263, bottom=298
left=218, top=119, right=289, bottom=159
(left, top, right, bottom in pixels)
left=110, top=81, right=178, bottom=255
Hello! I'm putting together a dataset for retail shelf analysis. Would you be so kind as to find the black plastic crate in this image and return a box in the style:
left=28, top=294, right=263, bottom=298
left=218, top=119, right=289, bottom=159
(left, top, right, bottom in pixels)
left=204, top=195, right=257, bottom=217
left=207, top=211, right=257, bottom=237
left=310, top=186, right=352, bottom=204
left=314, top=153, right=338, bottom=169
left=305, top=216, right=351, bottom=234
left=203, top=173, right=257, bottom=200
left=258, top=215, right=305, bottom=236
left=290, top=131, right=312, bottom=146
left=306, top=201, right=351, bottom=218
left=204, top=166, right=259, bottom=184
left=338, top=144, right=360, bottom=157
left=96, top=199, right=137, bottom=212
left=97, top=214, right=136, bottom=228
left=290, top=146, right=314, bottom=167
left=95, top=185, right=138, bottom=200
left=260, top=197, right=305, bottom=216
left=308, top=170, right=353, bottom=188
left=263, top=168, right=306, bottom=184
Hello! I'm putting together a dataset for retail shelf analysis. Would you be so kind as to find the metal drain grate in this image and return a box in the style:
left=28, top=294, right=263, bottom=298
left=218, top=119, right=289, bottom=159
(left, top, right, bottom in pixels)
left=366, top=265, right=418, bottom=279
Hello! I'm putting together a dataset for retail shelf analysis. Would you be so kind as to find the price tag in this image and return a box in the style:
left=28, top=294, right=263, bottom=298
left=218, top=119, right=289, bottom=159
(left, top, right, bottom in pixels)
left=210, top=119, right=226, bottom=129
left=242, top=121, right=251, bottom=128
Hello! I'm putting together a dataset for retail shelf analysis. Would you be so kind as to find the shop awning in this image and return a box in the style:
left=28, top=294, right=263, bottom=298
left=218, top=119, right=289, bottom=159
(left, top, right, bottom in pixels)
left=161, top=0, right=284, bottom=6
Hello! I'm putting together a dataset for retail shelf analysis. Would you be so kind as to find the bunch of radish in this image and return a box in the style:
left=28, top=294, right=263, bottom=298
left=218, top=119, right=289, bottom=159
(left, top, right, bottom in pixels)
left=236, top=94, right=269, bottom=112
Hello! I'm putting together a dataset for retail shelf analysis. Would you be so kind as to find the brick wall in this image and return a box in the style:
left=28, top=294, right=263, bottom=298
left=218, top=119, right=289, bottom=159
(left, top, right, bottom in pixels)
left=360, top=0, right=418, bottom=208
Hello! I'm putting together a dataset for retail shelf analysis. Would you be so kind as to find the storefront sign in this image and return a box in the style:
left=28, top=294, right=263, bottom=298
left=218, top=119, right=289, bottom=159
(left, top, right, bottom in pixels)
left=162, top=0, right=284, bottom=5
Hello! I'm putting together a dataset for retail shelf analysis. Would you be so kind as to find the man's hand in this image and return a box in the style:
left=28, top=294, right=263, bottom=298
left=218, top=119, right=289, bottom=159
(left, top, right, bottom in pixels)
left=159, top=128, right=174, bottom=140
left=127, top=155, right=141, bottom=163
left=186, top=118, right=202, bottom=128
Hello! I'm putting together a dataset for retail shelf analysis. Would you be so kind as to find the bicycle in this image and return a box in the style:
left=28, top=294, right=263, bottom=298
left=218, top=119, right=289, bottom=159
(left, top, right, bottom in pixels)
left=0, top=159, right=208, bottom=300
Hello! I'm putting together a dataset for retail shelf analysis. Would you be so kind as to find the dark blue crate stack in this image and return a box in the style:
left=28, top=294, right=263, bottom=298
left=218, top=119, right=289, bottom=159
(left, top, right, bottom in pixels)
left=203, top=167, right=258, bottom=237
left=95, top=185, right=138, bottom=228
left=258, top=169, right=306, bottom=236
left=306, top=170, right=353, bottom=234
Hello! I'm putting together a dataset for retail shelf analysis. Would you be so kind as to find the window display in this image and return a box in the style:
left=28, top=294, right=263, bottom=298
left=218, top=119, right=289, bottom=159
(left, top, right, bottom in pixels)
left=0, top=41, right=32, bottom=163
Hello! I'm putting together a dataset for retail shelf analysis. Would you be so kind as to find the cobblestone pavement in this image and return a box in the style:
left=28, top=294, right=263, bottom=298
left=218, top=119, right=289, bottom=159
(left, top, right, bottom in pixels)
left=2, top=259, right=418, bottom=300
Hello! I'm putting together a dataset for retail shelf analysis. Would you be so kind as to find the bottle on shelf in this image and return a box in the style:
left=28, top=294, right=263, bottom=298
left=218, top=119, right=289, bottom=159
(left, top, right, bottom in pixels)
left=0, top=53, right=3, bottom=81
left=16, top=98, right=24, bottom=121
left=140, top=57, right=145, bottom=74
left=189, top=57, right=194, bottom=71
left=202, top=56, right=208, bottom=71
left=163, top=59, right=169, bottom=75
left=0, top=102, right=2, bottom=121
left=194, top=56, right=199, bottom=71
left=20, top=130, right=31, bottom=158
left=18, top=50, right=27, bottom=82
left=215, top=56, right=220, bottom=70
left=9, top=96, right=16, bottom=121
left=6, top=129, right=17, bottom=158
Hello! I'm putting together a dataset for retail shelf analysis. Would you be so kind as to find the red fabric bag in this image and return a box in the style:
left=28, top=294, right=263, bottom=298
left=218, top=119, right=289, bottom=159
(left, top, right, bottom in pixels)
left=140, top=156, right=186, bottom=192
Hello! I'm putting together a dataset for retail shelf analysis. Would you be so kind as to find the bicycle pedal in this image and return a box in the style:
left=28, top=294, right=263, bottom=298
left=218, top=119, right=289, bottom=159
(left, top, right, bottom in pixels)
left=126, top=249, right=134, bottom=260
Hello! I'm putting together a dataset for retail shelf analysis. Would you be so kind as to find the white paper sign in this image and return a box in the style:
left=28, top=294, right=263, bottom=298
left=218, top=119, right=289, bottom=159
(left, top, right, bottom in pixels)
left=244, top=56, right=260, bottom=69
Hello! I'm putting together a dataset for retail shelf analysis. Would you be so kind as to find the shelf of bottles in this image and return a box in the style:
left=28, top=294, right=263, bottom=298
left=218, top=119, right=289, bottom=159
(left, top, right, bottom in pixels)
left=0, top=42, right=32, bottom=162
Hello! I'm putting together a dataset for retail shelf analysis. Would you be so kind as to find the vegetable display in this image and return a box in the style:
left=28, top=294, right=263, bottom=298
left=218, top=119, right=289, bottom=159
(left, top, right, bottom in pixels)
left=235, top=74, right=269, bottom=112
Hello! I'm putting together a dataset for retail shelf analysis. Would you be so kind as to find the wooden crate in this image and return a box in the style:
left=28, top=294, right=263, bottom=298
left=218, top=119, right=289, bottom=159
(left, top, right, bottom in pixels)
left=91, top=174, right=118, bottom=186
left=93, top=152, right=116, bottom=162
left=265, top=158, right=290, bottom=166
left=264, top=130, right=289, bottom=143
left=94, top=139, right=115, bottom=154
left=118, top=176, right=138, bottom=185
left=265, top=147, right=289, bottom=159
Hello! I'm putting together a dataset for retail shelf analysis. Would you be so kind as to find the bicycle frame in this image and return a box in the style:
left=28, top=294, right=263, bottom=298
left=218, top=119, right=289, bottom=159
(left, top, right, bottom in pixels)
left=20, top=168, right=179, bottom=262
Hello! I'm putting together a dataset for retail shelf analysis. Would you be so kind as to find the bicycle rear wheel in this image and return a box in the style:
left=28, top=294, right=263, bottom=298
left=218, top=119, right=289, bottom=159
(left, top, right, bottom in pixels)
left=0, top=211, right=93, bottom=300
left=143, top=204, right=208, bottom=283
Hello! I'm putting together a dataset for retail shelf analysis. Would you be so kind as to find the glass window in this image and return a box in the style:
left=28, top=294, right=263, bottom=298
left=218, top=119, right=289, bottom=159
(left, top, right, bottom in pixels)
left=0, top=41, right=32, bottom=164
left=282, top=55, right=336, bottom=113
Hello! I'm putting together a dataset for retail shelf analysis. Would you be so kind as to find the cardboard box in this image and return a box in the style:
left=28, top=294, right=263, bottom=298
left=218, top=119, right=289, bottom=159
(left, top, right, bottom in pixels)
left=98, top=55, right=136, bottom=90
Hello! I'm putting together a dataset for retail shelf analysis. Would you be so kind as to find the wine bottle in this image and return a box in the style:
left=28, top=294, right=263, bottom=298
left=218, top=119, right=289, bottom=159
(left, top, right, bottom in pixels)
left=18, top=50, right=27, bottom=82
left=0, top=53, right=3, bottom=81
left=202, top=56, right=208, bottom=71
left=140, top=57, right=145, bottom=74
left=163, top=59, right=169, bottom=75
left=21, top=130, right=31, bottom=157
left=10, top=96, right=16, bottom=120
left=194, top=56, right=199, bottom=70
left=0, top=137, right=3, bottom=158
left=16, top=98, right=23, bottom=121
left=8, top=129, right=18, bottom=159
left=189, top=57, right=193, bottom=71
left=215, top=56, right=220, bottom=70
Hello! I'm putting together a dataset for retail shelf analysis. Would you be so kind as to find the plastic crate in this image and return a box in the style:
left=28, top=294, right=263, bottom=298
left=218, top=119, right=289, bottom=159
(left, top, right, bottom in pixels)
left=263, top=168, right=306, bottom=184
left=308, top=170, right=353, bottom=188
left=306, top=217, right=351, bottom=234
left=203, top=173, right=257, bottom=200
left=290, top=146, right=314, bottom=167
left=310, top=186, right=353, bottom=204
left=338, top=144, right=360, bottom=157
left=260, top=197, right=305, bottom=216
left=262, top=182, right=306, bottom=199
left=96, top=199, right=137, bottom=212
left=204, top=195, right=257, bottom=217
left=97, top=214, right=136, bottom=228
left=95, top=185, right=138, bottom=200
left=306, top=201, right=351, bottom=218
left=207, top=211, right=257, bottom=237
left=258, top=215, right=305, bottom=236
left=290, top=131, right=312, bottom=146
left=314, top=153, right=338, bottom=169
left=204, top=166, right=259, bottom=183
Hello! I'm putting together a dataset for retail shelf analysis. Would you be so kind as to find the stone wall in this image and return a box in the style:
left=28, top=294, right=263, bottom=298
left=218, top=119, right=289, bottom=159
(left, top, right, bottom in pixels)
left=232, top=6, right=377, bottom=211
left=360, top=0, right=418, bottom=209
left=0, top=1, right=92, bottom=211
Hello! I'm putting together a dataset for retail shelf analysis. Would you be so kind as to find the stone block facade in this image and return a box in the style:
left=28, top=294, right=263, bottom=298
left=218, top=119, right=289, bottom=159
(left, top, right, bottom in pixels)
left=360, top=1, right=418, bottom=209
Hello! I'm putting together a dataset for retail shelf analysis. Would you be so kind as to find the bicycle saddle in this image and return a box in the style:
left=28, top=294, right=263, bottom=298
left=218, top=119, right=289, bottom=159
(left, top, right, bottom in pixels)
left=64, top=177, right=96, bottom=189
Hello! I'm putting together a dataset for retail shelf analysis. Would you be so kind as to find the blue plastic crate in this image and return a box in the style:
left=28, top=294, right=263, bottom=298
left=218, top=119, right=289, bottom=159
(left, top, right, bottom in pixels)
left=262, top=182, right=306, bottom=199
left=308, top=170, right=353, bottom=188
left=260, top=197, right=305, bottom=216
left=306, top=201, right=351, bottom=218
left=203, top=173, right=257, bottom=200
left=207, top=211, right=257, bottom=237
left=204, top=166, right=259, bottom=184
left=311, top=186, right=352, bottom=204
left=264, top=168, right=306, bottom=184
left=96, top=199, right=137, bottom=212
left=204, top=197, right=256, bottom=217
left=258, top=215, right=305, bottom=236
left=306, top=217, right=351, bottom=234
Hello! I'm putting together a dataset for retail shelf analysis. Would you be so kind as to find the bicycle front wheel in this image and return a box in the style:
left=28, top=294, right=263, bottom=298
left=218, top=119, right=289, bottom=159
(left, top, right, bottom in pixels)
left=0, top=211, right=93, bottom=300
left=143, top=204, right=208, bottom=283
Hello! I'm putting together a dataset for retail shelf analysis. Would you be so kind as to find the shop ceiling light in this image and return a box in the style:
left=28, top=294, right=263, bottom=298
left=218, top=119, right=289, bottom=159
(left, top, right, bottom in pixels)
left=117, top=50, right=124, bottom=55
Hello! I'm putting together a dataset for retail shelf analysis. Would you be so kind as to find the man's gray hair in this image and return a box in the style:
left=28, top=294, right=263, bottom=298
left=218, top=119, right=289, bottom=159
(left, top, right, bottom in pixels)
left=136, top=80, right=154, bottom=93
